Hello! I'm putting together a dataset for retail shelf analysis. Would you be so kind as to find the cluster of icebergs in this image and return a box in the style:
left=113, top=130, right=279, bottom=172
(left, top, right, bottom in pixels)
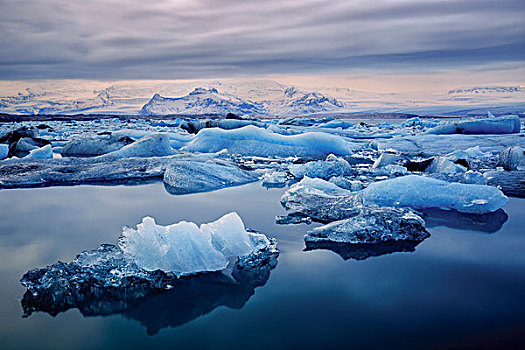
left=5, top=112, right=523, bottom=327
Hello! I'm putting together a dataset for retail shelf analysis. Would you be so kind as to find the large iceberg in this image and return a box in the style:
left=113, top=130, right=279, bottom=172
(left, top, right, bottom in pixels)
left=163, top=159, right=258, bottom=194
left=426, top=115, right=520, bottom=134
left=120, top=212, right=271, bottom=276
left=362, top=175, right=508, bottom=214
left=21, top=213, right=279, bottom=325
left=182, top=125, right=353, bottom=157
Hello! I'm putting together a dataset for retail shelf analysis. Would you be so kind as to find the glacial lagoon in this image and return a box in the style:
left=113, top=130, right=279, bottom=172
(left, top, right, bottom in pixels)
left=1, top=181, right=525, bottom=349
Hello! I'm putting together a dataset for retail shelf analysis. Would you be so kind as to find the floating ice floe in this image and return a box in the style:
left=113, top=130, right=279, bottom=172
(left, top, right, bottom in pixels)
left=182, top=125, right=354, bottom=157
left=372, top=153, right=401, bottom=168
left=362, top=175, right=508, bottom=214
left=163, top=159, right=258, bottom=194
left=0, top=144, right=8, bottom=160
left=379, top=133, right=524, bottom=155
left=289, top=154, right=353, bottom=179
left=61, top=133, right=134, bottom=156
left=305, top=207, right=429, bottom=244
left=21, top=213, right=278, bottom=323
left=424, top=156, right=467, bottom=174
left=328, top=176, right=363, bottom=191
left=485, top=170, right=525, bottom=198
left=426, top=115, right=520, bottom=135
left=101, top=133, right=178, bottom=159
left=262, top=171, right=289, bottom=188
left=279, top=177, right=362, bottom=222
left=0, top=155, right=178, bottom=188
left=497, top=146, right=525, bottom=171
left=446, top=146, right=492, bottom=161
left=24, top=144, right=53, bottom=160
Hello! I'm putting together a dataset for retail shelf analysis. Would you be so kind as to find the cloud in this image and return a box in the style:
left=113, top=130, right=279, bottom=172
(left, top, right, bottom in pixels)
left=0, top=0, right=523, bottom=79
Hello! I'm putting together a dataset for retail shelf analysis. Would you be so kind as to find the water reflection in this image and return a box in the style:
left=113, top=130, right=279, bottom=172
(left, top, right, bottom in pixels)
left=123, top=266, right=273, bottom=335
left=21, top=261, right=276, bottom=335
left=422, top=208, right=508, bottom=233
left=304, top=240, right=423, bottom=261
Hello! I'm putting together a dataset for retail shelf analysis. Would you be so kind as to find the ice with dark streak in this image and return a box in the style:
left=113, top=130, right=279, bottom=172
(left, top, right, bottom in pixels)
left=20, top=213, right=279, bottom=325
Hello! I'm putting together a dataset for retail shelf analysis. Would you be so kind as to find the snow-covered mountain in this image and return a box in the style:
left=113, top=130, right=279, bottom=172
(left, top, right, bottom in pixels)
left=140, top=85, right=346, bottom=116
left=0, top=80, right=523, bottom=116
left=140, top=88, right=265, bottom=115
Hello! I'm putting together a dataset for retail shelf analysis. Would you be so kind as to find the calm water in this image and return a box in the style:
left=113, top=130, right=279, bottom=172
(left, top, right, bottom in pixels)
left=0, top=182, right=524, bottom=349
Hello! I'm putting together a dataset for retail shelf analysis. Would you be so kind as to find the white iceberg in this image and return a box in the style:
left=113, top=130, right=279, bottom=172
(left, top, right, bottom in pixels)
left=182, top=125, right=353, bottom=157
left=262, top=171, right=289, bottom=187
left=362, top=175, right=508, bottom=214
left=372, top=153, right=401, bottom=168
left=119, top=212, right=271, bottom=276
left=426, top=115, right=520, bottom=134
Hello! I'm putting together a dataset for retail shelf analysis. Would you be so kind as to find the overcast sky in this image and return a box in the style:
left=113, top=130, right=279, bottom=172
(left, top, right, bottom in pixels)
left=0, top=0, right=524, bottom=87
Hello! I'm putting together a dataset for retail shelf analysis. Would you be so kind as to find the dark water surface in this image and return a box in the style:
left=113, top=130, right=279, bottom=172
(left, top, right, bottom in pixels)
left=0, top=182, right=524, bottom=349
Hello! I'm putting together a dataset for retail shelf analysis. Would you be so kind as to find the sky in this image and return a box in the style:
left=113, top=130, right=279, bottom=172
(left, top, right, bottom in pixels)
left=0, top=0, right=524, bottom=91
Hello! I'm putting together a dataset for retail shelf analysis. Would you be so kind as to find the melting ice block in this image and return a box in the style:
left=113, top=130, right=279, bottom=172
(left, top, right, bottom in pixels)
left=182, top=125, right=352, bottom=157
left=362, top=175, right=508, bottom=214
left=119, top=212, right=271, bottom=276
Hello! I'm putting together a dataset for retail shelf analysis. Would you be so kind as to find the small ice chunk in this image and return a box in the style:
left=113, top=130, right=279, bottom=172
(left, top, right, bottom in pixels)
left=61, top=134, right=134, bottom=156
left=0, top=144, right=8, bottom=160
left=497, top=146, right=525, bottom=171
left=262, top=171, right=288, bottom=187
left=102, top=133, right=178, bottom=159
left=328, top=176, right=363, bottom=191
left=24, top=145, right=53, bottom=160
left=372, top=153, right=401, bottom=168
left=289, top=154, right=352, bottom=179
left=305, top=207, right=429, bottom=244
left=362, top=175, right=508, bottom=214
left=425, top=156, right=467, bottom=174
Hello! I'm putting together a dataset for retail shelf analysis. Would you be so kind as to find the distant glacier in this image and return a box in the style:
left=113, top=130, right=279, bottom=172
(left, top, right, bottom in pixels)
left=0, top=79, right=523, bottom=116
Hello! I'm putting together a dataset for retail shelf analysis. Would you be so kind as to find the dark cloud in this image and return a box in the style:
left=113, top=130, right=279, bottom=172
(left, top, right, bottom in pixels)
left=0, top=0, right=523, bottom=79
